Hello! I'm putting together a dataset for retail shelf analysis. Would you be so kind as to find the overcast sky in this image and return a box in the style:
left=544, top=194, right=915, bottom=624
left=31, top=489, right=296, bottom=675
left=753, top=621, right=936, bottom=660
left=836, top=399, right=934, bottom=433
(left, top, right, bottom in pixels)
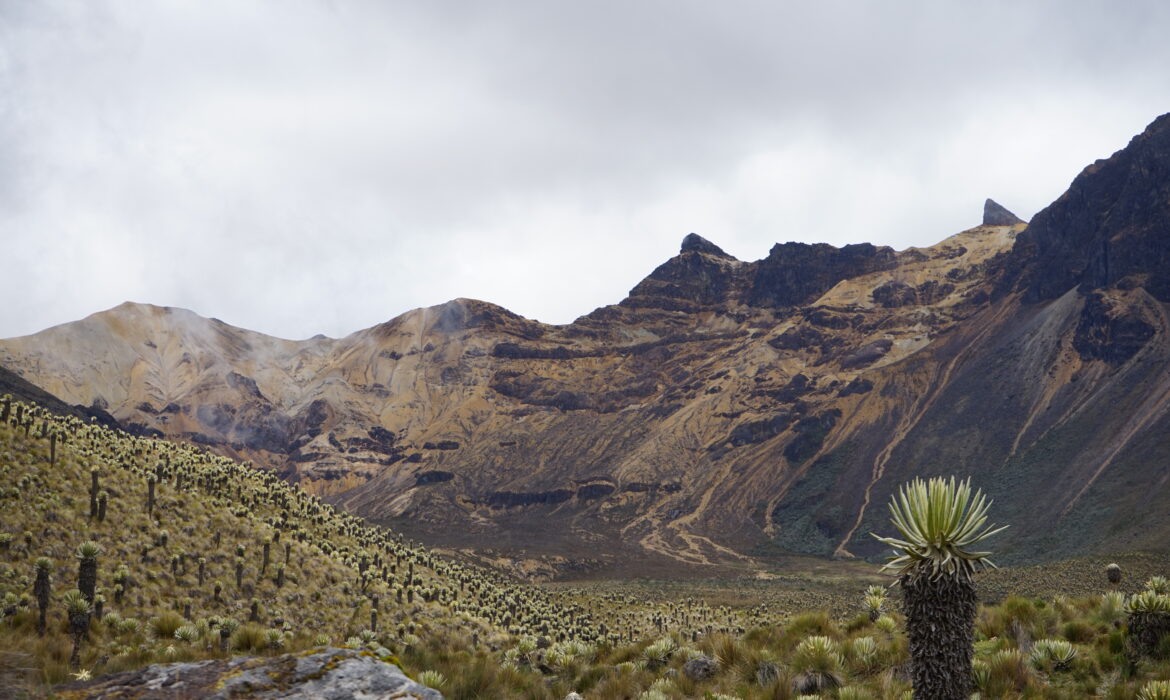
left=2, top=1, right=1168, bottom=340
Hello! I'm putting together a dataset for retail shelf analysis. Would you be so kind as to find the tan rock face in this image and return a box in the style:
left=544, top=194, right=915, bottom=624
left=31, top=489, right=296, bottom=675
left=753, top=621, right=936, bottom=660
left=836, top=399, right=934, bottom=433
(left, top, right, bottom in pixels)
left=0, top=224, right=1027, bottom=565
left=6, top=114, right=1170, bottom=570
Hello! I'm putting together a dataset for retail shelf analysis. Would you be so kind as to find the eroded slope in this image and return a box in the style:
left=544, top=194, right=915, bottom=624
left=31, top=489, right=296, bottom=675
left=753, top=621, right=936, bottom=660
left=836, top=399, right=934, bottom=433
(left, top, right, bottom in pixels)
left=5, top=113, right=1170, bottom=569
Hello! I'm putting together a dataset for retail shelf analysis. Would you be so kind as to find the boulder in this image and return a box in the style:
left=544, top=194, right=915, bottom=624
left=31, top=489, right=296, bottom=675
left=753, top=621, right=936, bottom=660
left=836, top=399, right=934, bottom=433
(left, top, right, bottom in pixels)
left=683, top=654, right=718, bottom=682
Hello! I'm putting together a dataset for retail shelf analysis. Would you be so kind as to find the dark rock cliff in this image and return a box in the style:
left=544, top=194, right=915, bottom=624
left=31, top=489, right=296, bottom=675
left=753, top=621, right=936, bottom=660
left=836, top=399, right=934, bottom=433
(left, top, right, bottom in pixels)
left=747, top=242, right=898, bottom=308
left=1013, top=113, right=1170, bottom=302
left=626, top=234, right=900, bottom=313
left=625, top=243, right=740, bottom=311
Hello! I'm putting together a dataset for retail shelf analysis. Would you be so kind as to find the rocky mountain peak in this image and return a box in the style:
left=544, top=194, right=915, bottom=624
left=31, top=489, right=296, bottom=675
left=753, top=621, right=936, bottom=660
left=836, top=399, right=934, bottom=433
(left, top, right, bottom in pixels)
left=680, top=232, right=733, bottom=258
left=983, top=199, right=1025, bottom=226
left=1014, top=112, right=1170, bottom=302
left=747, top=241, right=898, bottom=308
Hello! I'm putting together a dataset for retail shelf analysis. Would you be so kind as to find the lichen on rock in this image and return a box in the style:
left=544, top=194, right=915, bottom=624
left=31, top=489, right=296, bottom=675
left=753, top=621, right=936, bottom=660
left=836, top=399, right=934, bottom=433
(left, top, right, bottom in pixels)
left=53, top=646, right=444, bottom=699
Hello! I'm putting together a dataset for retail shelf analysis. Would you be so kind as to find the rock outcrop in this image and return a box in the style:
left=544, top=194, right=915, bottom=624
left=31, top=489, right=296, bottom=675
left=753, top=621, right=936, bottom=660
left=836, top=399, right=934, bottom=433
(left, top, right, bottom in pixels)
left=747, top=241, right=899, bottom=308
left=680, top=232, right=733, bottom=258
left=53, top=647, right=443, bottom=699
left=1014, top=113, right=1170, bottom=301
left=982, top=198, right=1025, bottom=226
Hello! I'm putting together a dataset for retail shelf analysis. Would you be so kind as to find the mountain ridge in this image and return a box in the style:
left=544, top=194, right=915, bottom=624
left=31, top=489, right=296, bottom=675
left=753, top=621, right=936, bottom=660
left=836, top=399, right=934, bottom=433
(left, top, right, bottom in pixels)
left=0, top=224, right=1021, bottom=569
left=5, top=113, right=1170, bottom=571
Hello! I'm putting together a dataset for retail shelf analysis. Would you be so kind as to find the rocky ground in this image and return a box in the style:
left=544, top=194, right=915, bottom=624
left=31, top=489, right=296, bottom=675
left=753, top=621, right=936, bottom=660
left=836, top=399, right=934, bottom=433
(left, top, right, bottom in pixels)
left=52, top=647, right=443, bottom=699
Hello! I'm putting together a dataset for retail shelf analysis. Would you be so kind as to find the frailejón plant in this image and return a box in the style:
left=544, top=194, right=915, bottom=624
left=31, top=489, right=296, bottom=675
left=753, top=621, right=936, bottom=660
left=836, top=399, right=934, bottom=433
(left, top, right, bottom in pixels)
left=872, top=476, right=1005, bottom=700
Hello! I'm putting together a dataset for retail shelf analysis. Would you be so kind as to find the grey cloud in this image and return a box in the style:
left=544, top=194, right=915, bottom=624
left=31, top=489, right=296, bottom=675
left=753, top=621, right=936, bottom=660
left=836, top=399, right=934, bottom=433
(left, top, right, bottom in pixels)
left=2, top=1, right=1169, bottom=339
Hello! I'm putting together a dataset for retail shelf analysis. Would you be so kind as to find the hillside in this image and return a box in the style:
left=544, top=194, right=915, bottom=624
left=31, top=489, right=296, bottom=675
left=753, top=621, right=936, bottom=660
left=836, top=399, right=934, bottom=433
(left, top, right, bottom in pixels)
left=0, top=396, right=597, bottom=689
left=13, top=395, right=1170, bottom=699
left=3, top=113, right=1170, bottom=570
left=4, top=394, right=907, bottom=695
left=0, top=366, right=118, bottom=429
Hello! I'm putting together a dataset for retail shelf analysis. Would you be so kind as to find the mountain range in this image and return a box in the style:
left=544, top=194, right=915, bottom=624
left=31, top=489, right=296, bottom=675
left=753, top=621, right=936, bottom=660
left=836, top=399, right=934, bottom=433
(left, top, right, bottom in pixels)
left=5, top=113, right=1170, bottom=573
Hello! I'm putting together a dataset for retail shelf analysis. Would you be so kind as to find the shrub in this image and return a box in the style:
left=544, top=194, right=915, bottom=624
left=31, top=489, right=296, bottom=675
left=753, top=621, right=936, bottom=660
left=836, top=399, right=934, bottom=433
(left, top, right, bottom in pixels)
left=231, top=623, right=268, bottom=653
left=1030, top=639, right=1077, bottom=671
left=1128, top=591, right=1170, bottom=614
left=1099, top=591, right=1127, bottom=624
left=1141, top=680, right=1170, bottom=700
left=62, top=589, right=92, bottom=670
left=1061, top=619, right=1096, bottom=644
left=75, top=541, right=101, bottom=604
left=642, top=636, right=678, bottom=668
left=847, top=636, right=879, bottom=673
left=150, top=612, right=186, bottom=640
left=173, top=625, right=199, bottom=644
left=983, top=648, right=1031, bottom=696
left=417, top=669, right=447, bottom=690
left=116, top=617, right=141, bottom=635
left=784, top=612, right=836, bottom=643
left=791, top=635, right=842, bottom=694
left=863, top=585, right=886, bottom=622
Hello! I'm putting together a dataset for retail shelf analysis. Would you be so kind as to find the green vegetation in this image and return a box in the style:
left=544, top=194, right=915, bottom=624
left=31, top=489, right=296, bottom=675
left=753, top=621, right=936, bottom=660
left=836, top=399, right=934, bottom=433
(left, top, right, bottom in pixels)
left=6, top=397, right=1170, bottom=697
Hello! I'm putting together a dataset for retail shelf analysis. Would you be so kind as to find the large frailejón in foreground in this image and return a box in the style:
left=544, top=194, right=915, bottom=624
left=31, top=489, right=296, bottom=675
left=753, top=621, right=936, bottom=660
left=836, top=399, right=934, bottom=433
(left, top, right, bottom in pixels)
left=873, top=476, right=1006, bottom=700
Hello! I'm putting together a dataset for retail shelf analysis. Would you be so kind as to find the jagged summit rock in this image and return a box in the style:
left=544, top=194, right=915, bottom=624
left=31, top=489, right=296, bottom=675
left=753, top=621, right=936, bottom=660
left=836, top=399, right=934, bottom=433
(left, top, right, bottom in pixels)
left=680, top=232, right=733, bottom=258
left=983, top=199, right=1025, bottom=226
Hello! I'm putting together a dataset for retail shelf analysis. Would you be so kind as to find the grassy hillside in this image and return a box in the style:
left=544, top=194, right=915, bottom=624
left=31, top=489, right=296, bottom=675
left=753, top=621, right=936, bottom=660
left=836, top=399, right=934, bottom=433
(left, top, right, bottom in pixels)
left=0, top=395, right=595, bottom=693
left=5, top=394, right=1170, bottom=698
